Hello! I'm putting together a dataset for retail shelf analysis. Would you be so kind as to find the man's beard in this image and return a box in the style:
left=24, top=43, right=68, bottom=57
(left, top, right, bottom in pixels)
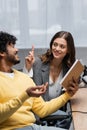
left=7, top=56, right=20, bottom=65
left=12, top=59, right=20, bottom=65
left=6, top=52, right=20, bottom=65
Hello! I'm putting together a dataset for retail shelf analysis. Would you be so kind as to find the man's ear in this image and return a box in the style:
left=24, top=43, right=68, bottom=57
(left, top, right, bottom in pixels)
left=0, top=52, right=5, bottom=57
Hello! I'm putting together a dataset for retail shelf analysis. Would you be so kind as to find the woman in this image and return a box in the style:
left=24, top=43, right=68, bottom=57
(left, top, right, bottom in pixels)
left=23, top=31, right=77, bottom=129
left=24, top=31, right=75, bottom=100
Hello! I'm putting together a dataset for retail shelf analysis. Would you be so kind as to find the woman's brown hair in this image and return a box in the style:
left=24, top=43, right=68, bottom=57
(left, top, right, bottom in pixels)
left=40, top=31, right=76, bottom=67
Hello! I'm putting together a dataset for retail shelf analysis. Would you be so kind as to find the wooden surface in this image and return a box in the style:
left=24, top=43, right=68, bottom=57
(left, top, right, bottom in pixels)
left=71, top=87, right=87, bottom=130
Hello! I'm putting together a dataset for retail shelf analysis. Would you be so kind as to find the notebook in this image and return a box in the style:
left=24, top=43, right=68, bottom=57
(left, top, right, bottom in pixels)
left=60, top=59, right=84, bottom=89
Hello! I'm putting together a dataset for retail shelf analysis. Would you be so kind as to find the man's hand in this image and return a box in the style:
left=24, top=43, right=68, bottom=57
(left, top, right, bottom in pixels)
left=66, top=77, right=78, bottom=96
left=25, top=45, right=35, bottom=71
left=26, top=82, right=48, bottom=97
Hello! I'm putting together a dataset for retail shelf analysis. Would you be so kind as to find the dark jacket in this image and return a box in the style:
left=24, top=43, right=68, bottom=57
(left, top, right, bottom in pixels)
left=33, top=57, right=69, bottom=101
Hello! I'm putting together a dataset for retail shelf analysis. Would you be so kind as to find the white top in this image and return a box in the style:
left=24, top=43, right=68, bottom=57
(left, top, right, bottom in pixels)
left=49, top=70, right=63, bottom=100
left=2, top=72, right=14, bottom=78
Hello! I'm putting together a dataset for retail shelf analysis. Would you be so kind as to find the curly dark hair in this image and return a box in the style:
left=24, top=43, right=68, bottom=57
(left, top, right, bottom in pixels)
left=0, top=31, right=17, bottom=53
left=40, top=31, right=76, bottom=67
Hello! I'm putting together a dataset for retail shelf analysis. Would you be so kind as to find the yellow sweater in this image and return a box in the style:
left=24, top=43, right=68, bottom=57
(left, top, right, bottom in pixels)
left=0, top=69, right=71, bottom=130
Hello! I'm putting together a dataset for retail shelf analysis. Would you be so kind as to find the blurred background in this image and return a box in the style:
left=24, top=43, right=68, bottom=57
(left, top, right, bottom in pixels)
left=0, top=0, right=87, bottom=69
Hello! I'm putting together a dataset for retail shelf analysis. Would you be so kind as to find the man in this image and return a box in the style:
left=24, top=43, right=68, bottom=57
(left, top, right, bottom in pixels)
left=0, top=31, right=78, bottom=130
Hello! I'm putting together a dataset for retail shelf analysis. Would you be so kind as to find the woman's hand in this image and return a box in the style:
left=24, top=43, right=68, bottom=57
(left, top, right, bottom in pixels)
left=66, top=77, right=79, bottom=97
left=25, top=45, right=35, bottom=71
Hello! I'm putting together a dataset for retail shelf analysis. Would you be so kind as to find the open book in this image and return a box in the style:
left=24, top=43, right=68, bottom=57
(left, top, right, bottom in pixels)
left=60, top=59, right=84, bottom=89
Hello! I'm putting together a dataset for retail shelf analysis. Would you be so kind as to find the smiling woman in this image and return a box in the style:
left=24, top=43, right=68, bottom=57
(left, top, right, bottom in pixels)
left=24, top=31, right=76, bottom=99
left=51, top=38, right=68, bottom=61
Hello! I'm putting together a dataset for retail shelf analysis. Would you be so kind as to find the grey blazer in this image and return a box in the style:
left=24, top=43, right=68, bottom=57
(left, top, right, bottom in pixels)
left=33, top=57, right=69, bottom=101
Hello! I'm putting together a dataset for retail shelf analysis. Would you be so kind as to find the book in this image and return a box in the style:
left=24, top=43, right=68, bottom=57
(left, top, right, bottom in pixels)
left=60, top=59, right=84, bottom=89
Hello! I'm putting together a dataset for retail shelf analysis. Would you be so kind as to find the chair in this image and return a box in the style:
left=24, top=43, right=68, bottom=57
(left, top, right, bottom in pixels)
left=39, top=110, right=72, bottom=129
left=36, top=98, right=72, bottom=129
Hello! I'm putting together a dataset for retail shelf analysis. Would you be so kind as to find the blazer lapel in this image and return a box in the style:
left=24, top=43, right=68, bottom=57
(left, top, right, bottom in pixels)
left=41, top=63, right=50, bottom=100
left=41, top=63, right=49, bottom=83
